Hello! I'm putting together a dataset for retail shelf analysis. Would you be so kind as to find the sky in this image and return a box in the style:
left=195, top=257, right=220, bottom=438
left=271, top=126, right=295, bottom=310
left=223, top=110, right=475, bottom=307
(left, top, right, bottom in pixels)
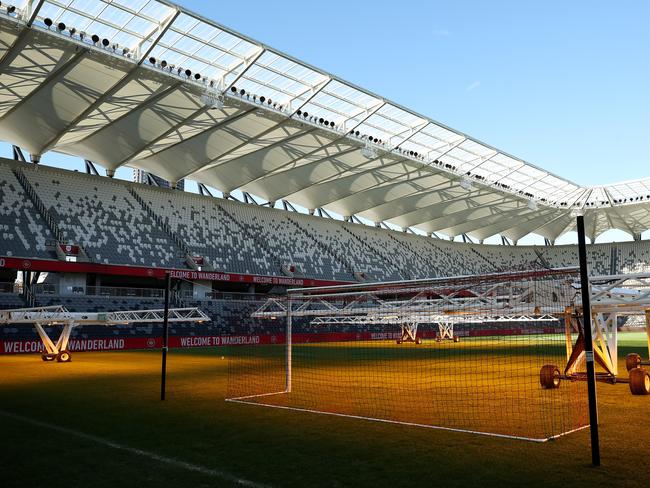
left=3, top=0, right=649, bottom=244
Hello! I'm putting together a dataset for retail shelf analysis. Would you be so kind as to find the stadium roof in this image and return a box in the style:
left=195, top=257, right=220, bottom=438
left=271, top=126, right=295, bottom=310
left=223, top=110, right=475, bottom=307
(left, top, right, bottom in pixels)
left=0, top=0, right=649, bottom=243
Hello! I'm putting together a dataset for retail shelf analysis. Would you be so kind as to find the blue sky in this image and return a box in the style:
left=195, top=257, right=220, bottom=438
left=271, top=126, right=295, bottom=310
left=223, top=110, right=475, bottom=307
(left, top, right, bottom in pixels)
left=3, top=1, right=649, bottom=243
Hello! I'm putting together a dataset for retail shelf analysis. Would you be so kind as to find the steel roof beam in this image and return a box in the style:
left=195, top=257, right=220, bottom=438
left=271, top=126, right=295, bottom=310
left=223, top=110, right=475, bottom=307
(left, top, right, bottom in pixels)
left=437, top=204, right=542, bottom=238
left=180, top=77, right=333, bottom=180
left=69, top=80, right=183, bottom=149
left=395, top=194, right=520, bottom=232
left=323, top=170, right=457, bottom=216
left=133, top=106, right=257, bottom=166
left=220, top=100, right=386, bottom=192
left=113, top=102, right=211, bottom=169
left=35, top=9, right=180, bottom=154
left=0, top=47, right=88, bottom=125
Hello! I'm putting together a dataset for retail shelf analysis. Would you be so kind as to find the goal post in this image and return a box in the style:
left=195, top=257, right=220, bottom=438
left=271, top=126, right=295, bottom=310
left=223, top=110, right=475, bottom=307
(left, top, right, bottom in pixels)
left=227, top=268, right=591, bottom=441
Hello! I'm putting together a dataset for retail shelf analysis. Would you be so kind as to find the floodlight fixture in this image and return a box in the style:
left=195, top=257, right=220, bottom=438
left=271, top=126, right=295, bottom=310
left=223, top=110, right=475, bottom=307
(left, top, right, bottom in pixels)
left=57, top=22, right=65, bottom=31
left=44, top=17, right=52, bottom=28
left=102, top=38, right=109, bottom=47
left=91, top=34, right=99, bottom=44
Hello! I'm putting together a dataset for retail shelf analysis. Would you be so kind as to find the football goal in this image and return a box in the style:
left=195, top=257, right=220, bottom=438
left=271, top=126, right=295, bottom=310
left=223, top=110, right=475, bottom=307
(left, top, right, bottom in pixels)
left=227, top=268, right=589, bottom=442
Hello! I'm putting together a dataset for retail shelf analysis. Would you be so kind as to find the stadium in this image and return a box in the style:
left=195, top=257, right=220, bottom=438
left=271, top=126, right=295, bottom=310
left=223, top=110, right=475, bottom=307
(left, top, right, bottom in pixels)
left=1, top=1, right=649, bottom=487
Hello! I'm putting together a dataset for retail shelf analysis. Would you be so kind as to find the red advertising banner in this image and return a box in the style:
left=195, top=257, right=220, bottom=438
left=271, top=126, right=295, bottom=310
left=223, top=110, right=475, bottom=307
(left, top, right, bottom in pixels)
left=0, top=328, right=551, bottom=355
left=0, top=256, right=348, bottom=287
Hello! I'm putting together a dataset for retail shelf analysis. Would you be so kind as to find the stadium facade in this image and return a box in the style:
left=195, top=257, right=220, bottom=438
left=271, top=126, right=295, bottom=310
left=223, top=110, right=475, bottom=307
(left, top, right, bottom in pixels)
left=1, top=1, right=649, bottom=353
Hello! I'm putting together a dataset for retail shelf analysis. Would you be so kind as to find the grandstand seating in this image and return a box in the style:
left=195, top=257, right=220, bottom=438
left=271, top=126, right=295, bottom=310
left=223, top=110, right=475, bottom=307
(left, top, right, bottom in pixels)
left=0, top=159, right=648, bottom=282
left=0, top=164, right=54, bottom=259
left=2, top=150, right=650, bottom=347
left=618, top=241, right=650, bottom=274
left=20, top=164, right=186, bottom=268
left=136, top=186, right=277, bottom=275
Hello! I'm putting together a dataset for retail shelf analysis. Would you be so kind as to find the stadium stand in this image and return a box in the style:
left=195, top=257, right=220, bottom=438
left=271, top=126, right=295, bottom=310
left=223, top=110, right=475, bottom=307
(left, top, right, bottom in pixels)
left=0, top=163, right=54, bottom=259
left=3, top=151, right=650, bottom=347
left=19, top=163, right=186, bottom=268
left=618, top=241, right=650, bottom=274
left=135, top=185, right=276, bottom=275
left=1, top=159, right=649, bottom=288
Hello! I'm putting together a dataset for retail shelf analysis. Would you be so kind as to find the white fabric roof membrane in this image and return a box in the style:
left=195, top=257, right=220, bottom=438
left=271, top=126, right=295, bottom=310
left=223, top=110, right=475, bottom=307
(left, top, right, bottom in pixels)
left=0, top=0, right=649, bottom=242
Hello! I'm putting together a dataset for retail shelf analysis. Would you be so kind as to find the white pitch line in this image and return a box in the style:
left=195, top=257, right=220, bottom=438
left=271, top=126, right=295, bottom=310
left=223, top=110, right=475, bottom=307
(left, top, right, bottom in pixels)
left=0, top=409, right=270, bottom=488
left=226, top=399, right=589, bottom=443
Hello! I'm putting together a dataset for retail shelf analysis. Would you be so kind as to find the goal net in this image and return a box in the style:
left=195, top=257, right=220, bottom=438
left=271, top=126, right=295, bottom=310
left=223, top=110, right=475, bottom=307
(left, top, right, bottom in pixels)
left=227, top=268, right=589, bottom=441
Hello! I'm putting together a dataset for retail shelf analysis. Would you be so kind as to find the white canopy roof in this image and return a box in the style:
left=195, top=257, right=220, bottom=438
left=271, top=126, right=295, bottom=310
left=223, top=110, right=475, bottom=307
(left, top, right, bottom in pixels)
left=0, top=0, right=649, bottom=242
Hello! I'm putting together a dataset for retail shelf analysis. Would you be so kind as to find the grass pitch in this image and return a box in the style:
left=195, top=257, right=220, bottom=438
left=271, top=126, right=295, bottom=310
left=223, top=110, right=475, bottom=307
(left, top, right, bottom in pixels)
left=1, top=332, right=649, bottom=488
left=228, top=336, right=587, bottom=441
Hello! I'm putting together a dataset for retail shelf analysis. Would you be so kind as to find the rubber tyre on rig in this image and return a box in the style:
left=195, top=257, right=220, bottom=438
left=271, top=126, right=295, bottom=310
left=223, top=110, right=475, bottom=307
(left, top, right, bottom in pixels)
left=453, top=336, right=460, bottom=343
left=415, top=337, right=422, bottom=345
left=56, top=350, right=72, bottom=363
left=396, top=339, right=402, bottom=345
left=540, top=364, right=561, bottom=389
left=626, top=353, right=642, bottom=372
left=41, top=353, right=56, bottom=361
left=629, top=368, right=650, bottom=395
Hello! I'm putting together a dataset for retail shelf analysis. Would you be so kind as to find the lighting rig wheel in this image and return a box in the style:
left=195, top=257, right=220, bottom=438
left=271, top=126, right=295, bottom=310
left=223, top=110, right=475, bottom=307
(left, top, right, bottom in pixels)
left=41, top=353, right=56, bottom=361
left=56, top=350, right=72, bottom=363
left=396, top=339, right=402, bottom=345
left=626, top=353, right=642, bottom=372
left=540, top=364, right=561, bottom=389
left=415, top=338, right=422, bottom=345
left=453, top=336, right=460, bottom=343
left=629, top=368, right=650, bottom=395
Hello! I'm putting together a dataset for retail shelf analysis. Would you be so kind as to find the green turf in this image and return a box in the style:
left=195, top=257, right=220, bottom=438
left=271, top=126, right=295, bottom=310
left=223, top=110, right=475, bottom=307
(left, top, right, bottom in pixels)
left=229, top=336, right=586, bottom=441
left=0, top=332, right=648, bottom=488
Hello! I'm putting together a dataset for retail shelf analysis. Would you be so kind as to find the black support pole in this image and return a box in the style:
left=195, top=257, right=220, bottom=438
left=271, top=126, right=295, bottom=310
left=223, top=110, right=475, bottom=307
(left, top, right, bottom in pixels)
left=576, top=215, right=601, bottom=466
left=160, top=272, right=171, bottom=401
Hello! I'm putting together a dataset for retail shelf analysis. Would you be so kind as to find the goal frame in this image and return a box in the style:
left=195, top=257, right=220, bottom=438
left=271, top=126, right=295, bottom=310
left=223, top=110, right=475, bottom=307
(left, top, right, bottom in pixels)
left=228, top=268, right=597, bottom=441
